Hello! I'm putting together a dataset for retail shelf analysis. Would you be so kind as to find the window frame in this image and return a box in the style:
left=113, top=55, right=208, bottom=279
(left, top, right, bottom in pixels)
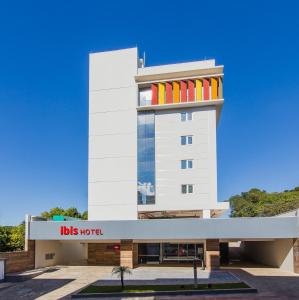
left=181, top=184, right=194, bottom=194
left=181, top=159, right=193, bottom=169
left=181, top=184, right=187, bottom=194
left=181, top=112, right=192, bottom=122
left=181, top=135, right=193, bottom=145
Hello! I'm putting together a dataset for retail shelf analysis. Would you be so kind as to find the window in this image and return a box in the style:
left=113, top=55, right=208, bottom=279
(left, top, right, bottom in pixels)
left=181, top=135, right=193, bottom=145
left=181, top=184, right=194, bottom=194
left=137, top=112, right=155, bottom=205
left=139, top=88, right=152, bottom=106
left=181, top=159, right=193, bottom=169
left=181, top=112, right=192, bottom=121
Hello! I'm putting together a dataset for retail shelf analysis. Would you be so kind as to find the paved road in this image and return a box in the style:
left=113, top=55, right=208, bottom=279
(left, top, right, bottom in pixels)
left=0, top=265, right=298, bottom=299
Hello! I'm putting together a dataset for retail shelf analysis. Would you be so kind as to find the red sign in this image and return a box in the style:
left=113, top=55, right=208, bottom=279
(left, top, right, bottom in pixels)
left=106, top=244, right=120, bottom=251
left=60, top=226, right=103, bottom=236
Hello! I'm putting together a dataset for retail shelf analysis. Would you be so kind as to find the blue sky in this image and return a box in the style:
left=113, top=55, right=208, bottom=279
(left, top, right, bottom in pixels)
left=0, top=1, right=299, bottom=225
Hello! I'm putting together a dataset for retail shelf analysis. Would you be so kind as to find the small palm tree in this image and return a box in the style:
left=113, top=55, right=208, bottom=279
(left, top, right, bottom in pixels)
left=112, top=266, right=132, bottom=288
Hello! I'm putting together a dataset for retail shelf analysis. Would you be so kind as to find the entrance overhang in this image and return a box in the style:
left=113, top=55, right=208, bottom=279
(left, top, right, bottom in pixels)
left=28, top=214, right=299, bottom=241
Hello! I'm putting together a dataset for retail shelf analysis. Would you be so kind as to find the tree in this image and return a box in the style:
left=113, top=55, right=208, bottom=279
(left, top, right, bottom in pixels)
left=0, top=226, right=12, bottom=252
left=64, top=207, right=81, bottom=218
left=112, top=266, right=132, bottom=288
left=81, top=211, right=88, bottom=220
left=41, top=207, right=65, bottom=219
left=9, top=223, right=25, bottom=251
left=40, top=207, right=87, bottom=220
left=0, top=223, right=25, bottom=252
left=230, top=186, right=299, bottom=217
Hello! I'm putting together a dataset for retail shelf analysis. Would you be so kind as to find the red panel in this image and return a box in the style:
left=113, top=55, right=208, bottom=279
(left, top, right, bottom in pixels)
left=151, top=84, right=158, bottom=105
left=203, top=78, right=210, bottom=100
left=180, top=81, right=187, bottom=102
left=166, top=82, right=172, bottom=104
left=188, top=80, right=195, bottom=102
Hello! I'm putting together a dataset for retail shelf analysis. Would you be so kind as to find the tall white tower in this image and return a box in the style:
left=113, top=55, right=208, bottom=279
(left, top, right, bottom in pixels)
left=88, top=47, right=228, bottom=220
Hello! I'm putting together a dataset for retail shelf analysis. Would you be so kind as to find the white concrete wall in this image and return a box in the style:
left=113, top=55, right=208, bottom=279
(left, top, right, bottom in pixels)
left=137, top=59, right=216, bottom=76
left=35, top=241, right=88, bottom=268
left=35, top=240, right=63, bottom=268
left=138, top=106, right=218, bottom=212
left=60, top=241, right=88, bottom=265
left=88, top=48, right=138, bottom=220
left=244, top=239, right=294, bottom=272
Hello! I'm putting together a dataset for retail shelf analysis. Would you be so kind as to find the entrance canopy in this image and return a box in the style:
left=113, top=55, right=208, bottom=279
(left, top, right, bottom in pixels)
left=28, top=214, right=299, bottom=241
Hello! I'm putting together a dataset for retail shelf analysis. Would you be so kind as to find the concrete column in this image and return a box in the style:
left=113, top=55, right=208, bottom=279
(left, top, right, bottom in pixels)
left=293, top=238, right=299, bottom=274
left=120, top=240, right=137, bottom=269
left=24, top=214, right=31, bottom=251
left=203, top=209, right=211, bottom=219
left=206, top=239, right=220, bottom=270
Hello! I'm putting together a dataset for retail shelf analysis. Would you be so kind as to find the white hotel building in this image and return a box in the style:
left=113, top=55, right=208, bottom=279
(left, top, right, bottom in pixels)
left=88, top=47, right=228, bottom=221
left=4, top=47, right=298, bottom=274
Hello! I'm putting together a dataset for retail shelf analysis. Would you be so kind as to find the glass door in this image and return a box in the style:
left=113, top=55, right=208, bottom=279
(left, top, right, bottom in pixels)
left=138, top=243, right=160, bottom=264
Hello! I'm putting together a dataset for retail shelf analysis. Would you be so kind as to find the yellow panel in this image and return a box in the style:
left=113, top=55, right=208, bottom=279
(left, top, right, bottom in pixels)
left=218, top=77, right=223, bottom=99
left=173, top=81, right=180, bottom=103
left=158, top=82, right=165, bottom=105
left=195, top=79, right=202, bottom=101
left=211, top=77, right=218, bottom=100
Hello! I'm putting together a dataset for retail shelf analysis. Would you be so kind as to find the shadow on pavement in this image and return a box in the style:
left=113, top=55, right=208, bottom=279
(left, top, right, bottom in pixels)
left=0, top=278, right=74, bottom=300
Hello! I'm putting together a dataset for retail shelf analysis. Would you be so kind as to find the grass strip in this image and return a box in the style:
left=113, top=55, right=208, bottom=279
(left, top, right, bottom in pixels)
left=80, top=282, right=249, bottom=294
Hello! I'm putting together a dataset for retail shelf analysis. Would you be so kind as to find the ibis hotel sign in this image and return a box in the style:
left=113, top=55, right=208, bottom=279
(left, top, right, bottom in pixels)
left=28, top=217, right=299, bottom=241
left=60, top=226, right=103, bottom=237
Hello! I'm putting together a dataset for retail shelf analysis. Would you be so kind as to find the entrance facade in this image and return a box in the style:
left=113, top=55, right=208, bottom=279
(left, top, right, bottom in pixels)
left=138, top=243, right=204, bottom=264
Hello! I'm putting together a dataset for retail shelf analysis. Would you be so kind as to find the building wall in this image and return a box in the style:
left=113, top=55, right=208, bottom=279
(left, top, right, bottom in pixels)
left=35, top=240, right=63, bottom=268
left=60, top=241, right=88, bottom=265
left=35, top=241, right=88, bottom=268
left=88, top=47, right=138, bottom=220
left=88, top=243, right=120, bottom=265
left=0, top=240, right=35, bottom=273
left=293, top=239, right=299, bottom=273
left=138, top=106, right=217, bottom=212
left=243, top=239, right=295, bottom=272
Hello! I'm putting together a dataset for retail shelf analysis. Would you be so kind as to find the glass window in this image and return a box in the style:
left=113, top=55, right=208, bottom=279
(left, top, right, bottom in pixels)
left=138, top=243, right=160, bottom=264
left=137, top=112, right=155, bottom=205
left=181, top=112, right=192, bottom=121
left=181, top=135, right=192, bottom=145
left=178, top=244, right=188, bottom=256
left=182, top=184, right=193, bottom=194
left=163, top=243, right=178, bottom=258
left=139, top=88, right=152, bottom=106
left=187, top=244, right=195, bottom=256
left=181, top=159, right=193, bottom=169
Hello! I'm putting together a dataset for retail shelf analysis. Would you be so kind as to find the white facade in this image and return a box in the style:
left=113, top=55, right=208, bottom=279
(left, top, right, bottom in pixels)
left=88, top=48, right=138, bottom=220
left=138, top=107, right=218, bottom=212
left=88, top=47, right=228, bottom=220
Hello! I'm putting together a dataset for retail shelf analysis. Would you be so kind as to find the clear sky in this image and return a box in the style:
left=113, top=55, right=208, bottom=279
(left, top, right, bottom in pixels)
left=0, top=1, right=299, bottom=225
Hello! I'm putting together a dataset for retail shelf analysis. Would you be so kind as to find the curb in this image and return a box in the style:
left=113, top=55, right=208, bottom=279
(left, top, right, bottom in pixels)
left=72, top=287, right=258, bottom=298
